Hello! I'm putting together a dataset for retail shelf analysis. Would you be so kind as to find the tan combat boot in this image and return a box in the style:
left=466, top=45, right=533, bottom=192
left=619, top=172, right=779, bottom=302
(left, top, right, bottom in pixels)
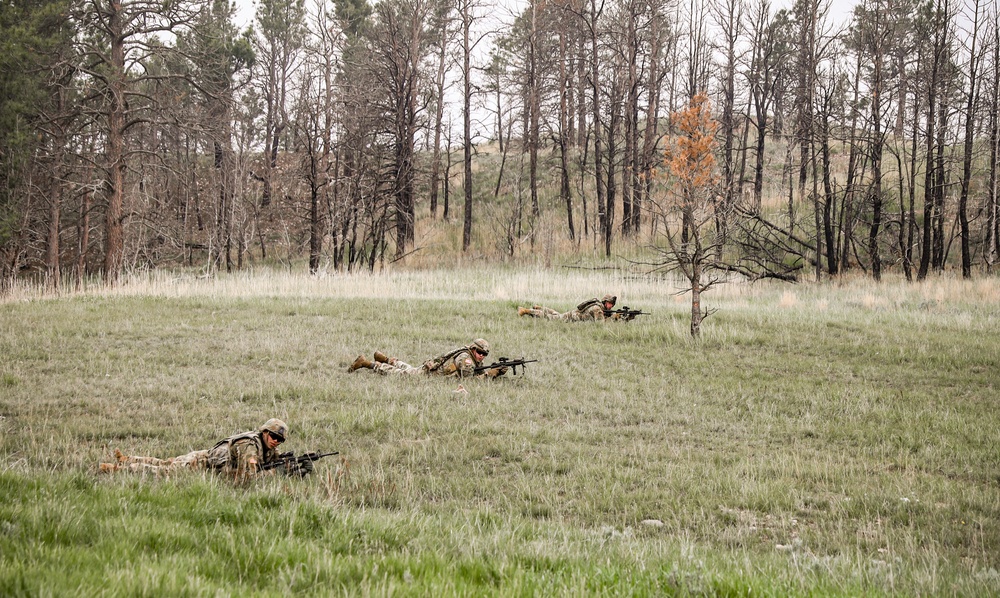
left=99, top=462, right=119, bottom=473
left=348, top=355, right=374, bottom=372
left=517, top=307, right=531, bottom=317
left=373, top=351, right=390, bottom=364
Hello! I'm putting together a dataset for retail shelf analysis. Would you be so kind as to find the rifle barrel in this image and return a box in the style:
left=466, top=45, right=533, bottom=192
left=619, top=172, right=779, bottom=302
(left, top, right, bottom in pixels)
left=475, top=358, right=536, bottom=373
left=262, top=450, right=338, bottom=471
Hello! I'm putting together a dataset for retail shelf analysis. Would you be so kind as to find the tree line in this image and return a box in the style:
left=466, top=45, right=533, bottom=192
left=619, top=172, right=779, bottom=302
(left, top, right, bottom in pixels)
left=1, top=0, right=998, bottom=291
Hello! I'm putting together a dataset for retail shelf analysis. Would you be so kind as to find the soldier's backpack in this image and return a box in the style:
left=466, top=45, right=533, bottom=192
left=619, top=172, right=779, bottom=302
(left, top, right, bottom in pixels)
left=576, top=298, right=602, bottom=312
left=422, top=346, right=470, bottom=373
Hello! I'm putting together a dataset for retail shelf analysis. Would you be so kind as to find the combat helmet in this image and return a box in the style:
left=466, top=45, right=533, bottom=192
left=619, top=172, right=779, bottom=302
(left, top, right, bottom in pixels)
left=259, top=418, right=289, bottom=441
left=602, top=294, right=617, bottom=306
left=470, top=338, right=491, bottom=356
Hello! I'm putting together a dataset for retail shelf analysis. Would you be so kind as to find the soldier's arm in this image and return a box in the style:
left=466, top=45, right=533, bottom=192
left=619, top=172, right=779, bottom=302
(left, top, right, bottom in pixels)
left=471, top=355, right=507, bottom=378
left=454, top=352, right=479, bottom=378
left=589, top=305, right=608, bottom=321
left=232, top=440, right=276, bottom=479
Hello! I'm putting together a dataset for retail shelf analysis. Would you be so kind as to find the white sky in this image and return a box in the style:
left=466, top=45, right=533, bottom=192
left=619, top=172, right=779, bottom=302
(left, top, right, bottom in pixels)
left=776, top=0, right=859, bottom=28
left=235, top=0, right=860, bottom=31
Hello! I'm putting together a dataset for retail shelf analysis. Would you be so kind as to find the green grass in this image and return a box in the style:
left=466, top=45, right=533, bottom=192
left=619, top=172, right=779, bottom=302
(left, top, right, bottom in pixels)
left=1, top=268, right=999, bottom=595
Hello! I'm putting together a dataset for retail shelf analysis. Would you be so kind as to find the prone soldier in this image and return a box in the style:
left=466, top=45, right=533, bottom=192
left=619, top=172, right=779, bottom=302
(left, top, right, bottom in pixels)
left=99, top=418, right=315, bottom=480
left=517, top=294, right=623, bottom=322
left=348, top=338, right=508, bottom=378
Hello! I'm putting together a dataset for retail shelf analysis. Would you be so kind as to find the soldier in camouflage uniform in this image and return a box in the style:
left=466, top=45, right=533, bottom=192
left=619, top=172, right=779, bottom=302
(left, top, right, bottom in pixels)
left=99, top=418, right=312, bottom=479
left=348, top=338, right=508, bottom=378
left=517, top=294, right=622, bottom=322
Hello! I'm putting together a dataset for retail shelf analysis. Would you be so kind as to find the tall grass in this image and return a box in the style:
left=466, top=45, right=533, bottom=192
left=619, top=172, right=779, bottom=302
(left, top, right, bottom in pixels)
left=5, top=262, right=1000, bottom=309
left=1, top=266, right=998, bottom=595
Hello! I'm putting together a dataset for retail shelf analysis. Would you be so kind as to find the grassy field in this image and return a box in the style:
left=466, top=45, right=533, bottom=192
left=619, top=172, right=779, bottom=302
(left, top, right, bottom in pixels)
left=1, top=267, right=998, bottom=596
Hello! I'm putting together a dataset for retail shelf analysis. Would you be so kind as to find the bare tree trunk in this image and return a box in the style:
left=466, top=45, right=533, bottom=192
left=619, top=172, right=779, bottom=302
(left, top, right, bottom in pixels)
left=818, top=92, right=837, bottom=275
left=214, top=111, right=236, bottom=272
left=958, top=0, right=981, bottom=279
left=494, top=118, right=510, bottom=198
left=567, top=55, right=576, bottom=147
left=444, top=129, right=453, bottom=220
left=748, top=0, right=772, bottom=214
left=714, top=0, right=740, bottom=257
left=902, top=68, right=921, bottom=282
left=986, top=14, right=999, bottom=274
left=794, top=0, right=817, bottom=239
left=76, top=159, right=94, bottom=290
left=45, top=123, right=64, bottom=291
left=690, top=256, right=703, bottom=337
left=389, top=2, right=424, bottom=258
left=933, top=87, right=948, bottom=270
left=604, top=77, right=620, bottom=257
left=577, top=28, right=588, bottom=151
left=262, top=70, right=275, bottom=208
left=305, top=111, right=324, bottom=274
left=811, top=134, right=822, bottom=281
left=462, top=0, right=474, bottom=251
left=639, top=0, right=666, bottom=235
left=526, top=0, right=540, bottom=251
left=838, top=50, right=863, bottom=272
left=752, top=91, right=767, bottom=212
left=430, top=22, right=449, bottom=220
left=620, top=0, right=639, bottom=238
left=103, top=0, right=127, bottom=284
left=46, top=170, right=62, bottom=291
left=558, top=30, right=576, bottom=241
left=588, top=0, right=608, bottom=254
left=868, top=5, right=887, bottom=281
left=76, top=195, right=91, bottom=282
left=918, top=0, right=945, bottom=279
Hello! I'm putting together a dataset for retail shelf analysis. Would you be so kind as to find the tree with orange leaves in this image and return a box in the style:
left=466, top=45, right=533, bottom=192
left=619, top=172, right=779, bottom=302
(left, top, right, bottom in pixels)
left=656, top=92, right=723, bottom=338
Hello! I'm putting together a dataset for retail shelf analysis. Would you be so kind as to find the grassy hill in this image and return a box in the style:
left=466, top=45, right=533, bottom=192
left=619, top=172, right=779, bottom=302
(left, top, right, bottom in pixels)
left=1, top=268, right=998, bottom=595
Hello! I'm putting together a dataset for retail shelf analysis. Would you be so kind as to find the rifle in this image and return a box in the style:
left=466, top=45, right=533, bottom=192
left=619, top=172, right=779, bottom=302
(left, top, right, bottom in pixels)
left=474, top=357, right=538, bottom=376
left=604, top=306, right=650, bottom=320
left=261, top=451, right=339, bottom=473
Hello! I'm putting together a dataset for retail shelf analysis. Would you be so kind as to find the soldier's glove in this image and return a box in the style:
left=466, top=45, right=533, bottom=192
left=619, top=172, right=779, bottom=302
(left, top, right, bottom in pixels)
left=297, top=459, right=314, bottom=477
left=486, top=367, right=508, bottom=378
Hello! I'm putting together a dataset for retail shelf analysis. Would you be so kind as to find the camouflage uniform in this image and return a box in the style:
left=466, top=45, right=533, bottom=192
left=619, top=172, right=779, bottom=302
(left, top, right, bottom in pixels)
left=355, top=339, right=503, bottom=378
left=103, top=419, right=287, bottom=479
left=519, top=294, right=620, bottom=322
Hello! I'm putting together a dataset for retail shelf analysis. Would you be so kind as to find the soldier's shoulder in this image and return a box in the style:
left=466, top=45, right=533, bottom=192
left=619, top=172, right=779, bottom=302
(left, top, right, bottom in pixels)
left=453, top=350, right=476, bottom=365
left=230, top=435, right=262, bottom=451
